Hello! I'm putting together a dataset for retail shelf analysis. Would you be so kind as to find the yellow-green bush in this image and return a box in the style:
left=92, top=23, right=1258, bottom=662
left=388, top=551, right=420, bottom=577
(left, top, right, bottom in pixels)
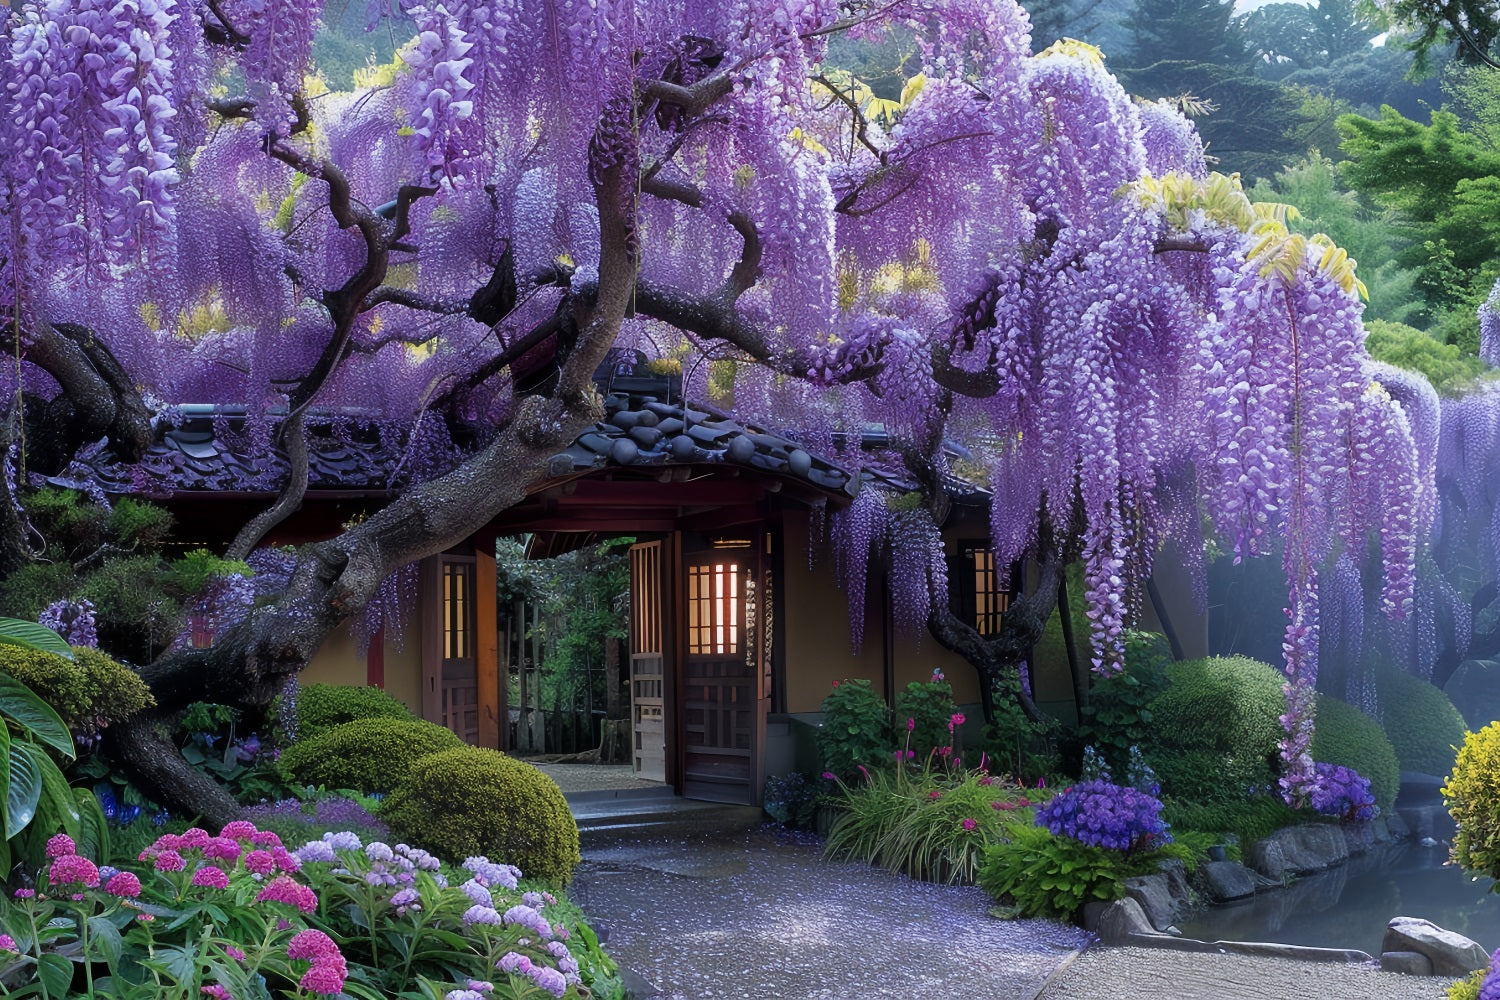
left=294, top=683, right=415, bottom=734
left=1445, top=722, right=1500, bottom=882
left=1309, top=695, right=1401, bottom=814
left=1144, top=656, right=1286, bottom=801
left=0, top=644, right=153, bottom=728
left=381, top=746, right=581, bottom=884
left=277, top=717, right=461, bottom=793
left=1377, top=671, right=1466, bottom=776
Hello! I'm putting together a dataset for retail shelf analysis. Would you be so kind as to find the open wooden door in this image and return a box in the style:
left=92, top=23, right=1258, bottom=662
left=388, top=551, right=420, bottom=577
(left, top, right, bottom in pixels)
left=628, top=541, right=668, bottom=782
left=679, top=537, right=768, bottom=804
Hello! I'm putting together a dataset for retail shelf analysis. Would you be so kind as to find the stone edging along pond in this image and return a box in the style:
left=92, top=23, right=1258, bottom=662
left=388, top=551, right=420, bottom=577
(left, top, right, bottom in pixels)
left=1079, top=810, right=1485, bottom=976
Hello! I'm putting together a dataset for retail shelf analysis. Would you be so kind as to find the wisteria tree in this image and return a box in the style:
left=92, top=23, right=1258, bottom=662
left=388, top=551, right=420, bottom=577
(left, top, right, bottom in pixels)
left=1, top=0, right=1423, bottom=822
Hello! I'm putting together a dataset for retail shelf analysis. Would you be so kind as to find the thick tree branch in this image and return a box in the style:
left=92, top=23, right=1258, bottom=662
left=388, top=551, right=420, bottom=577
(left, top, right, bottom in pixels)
left=226, top=410, right=309, bottom=561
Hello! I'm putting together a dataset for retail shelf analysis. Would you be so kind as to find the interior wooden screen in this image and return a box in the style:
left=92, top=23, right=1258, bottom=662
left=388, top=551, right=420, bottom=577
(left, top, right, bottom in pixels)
left=440, top=557, right=480, bottom=744
left=629, top=541, right=667, bottom=781
left=681, top=550, right=758, bottom=804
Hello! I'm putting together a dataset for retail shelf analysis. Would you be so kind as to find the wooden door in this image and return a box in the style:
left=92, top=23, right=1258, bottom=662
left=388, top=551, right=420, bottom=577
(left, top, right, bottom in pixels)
left=440, top=557, right=480, bottom=744
left=680, top=544, right=766, bottom=804
left=629, top=541, right=667, bottom=782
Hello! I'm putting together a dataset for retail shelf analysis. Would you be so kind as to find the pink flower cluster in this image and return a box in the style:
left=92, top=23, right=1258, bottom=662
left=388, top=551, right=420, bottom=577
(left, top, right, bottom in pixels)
left=287, top=928, right=347, bottom=996
left=256, top=874, right=318, bottom=914
left=138, top=822, right=298, bottom=887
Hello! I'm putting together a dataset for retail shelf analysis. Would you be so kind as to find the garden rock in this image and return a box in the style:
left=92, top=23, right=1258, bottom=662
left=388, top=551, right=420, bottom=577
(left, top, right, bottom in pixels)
left=1379, top=950, right=1434, bottom=976
left=1096, top=897, right=1159, bottom=945
left=1122, top=872, right=1181, bottom=931
left=1382, top=916, right=1489, bottom=976
left=1156, top=859, right=1193, bottom=913
left=1249, top=824, right=1349, bottom=880
left=1341, top=821, right=1377, bottom=855
left=1201, top=861, right=1256, bottom=902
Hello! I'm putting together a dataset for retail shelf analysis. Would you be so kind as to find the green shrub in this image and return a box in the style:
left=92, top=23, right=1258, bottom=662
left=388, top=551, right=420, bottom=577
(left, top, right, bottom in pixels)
left=894, top=672, right=958, bottom=761
left=763, top=772, right=821, bottom=829
left=1444, top=722, right=1500, bottom=883
left=817, top=678, right=892, bottom=780
left=381, top=745, right=581, bottom=883
left=278, top=717, right=462, bottom=793
left=1448, top=968, right=1485, bottom=1000
left=1163, top=794, right=1303, bottom=848
left=1309, top=695, right=1401, bottom=814
left=76, top=554, right=180, bottom=659
left=0, top=644, right=152, bottom=728
left=1077, top=630, right=1173, bottom=774
left=1144, top=656, right=1286, bottom=802
left=294, top=683, right=415, bottom=734
left=1377, top=671, right=1466, bottom=776
left=0, top=561, right=77, bottom=622
left=978, top=824, right=1187, bottom=922
left=107, top=497, right=173, bottom=550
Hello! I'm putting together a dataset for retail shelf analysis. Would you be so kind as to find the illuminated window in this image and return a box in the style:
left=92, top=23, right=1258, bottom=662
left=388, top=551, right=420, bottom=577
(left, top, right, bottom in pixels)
left=959, top=544, right=1009, bottom=637
left=443, top=561, right=473, bottom=659
left=687, top=562, right=740, bottom=655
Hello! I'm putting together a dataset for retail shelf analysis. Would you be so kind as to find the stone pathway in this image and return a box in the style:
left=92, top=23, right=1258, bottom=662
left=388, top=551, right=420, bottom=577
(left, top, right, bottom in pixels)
left=527, top=761, right=665, bottom=795
left=570, top=826, right=1090, bottom=999
left=1038, top=946, right=1449, bottom=999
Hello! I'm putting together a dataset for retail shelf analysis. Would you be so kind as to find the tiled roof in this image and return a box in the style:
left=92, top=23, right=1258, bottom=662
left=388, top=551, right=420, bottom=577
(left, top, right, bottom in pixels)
left=42, top=394, right=862, bottom=499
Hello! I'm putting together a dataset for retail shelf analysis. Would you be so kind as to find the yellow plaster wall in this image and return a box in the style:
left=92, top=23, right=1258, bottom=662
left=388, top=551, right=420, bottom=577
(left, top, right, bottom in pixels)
left=300, top=617, right=424, bottom=714
left=780, top=515, right=977, bottom=713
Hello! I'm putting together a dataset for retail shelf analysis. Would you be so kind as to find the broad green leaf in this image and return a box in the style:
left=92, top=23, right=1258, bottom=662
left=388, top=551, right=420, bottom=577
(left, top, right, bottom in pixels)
left=0, top=618, right=72, bottom=659
left=0, top=672, right=74, bottom=757
left=5, top=742, right=43, bottom=839
left=35, top=748, right=80, bottom=838
left=89, top=919, right=123, bottom=967
left=36, top=953, right=74, bottom=996
left=74, top=789, right=110, bottom=862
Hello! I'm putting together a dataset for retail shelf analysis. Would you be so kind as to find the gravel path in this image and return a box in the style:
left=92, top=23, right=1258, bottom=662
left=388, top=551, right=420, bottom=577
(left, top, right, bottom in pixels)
left=570, top=827, right=1090, bottom=999
left=1038, top=946, right=1451, bottom=1000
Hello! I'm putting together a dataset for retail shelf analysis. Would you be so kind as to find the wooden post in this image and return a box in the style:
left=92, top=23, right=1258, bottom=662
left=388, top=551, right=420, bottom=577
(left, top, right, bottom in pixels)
left=476, top=549, right=500, bottom=750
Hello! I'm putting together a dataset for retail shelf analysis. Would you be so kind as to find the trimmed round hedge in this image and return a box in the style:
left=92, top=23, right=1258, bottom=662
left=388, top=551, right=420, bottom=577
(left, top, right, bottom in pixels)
left=1144, top=656, right=1286, bottom=801
left=294, top=683, right=415, bottom=734
left=1309, top=694, right=1400, bottom=814
left=277, top=717, right=462, bottom=793
left=380, top=746, right=581, bottom=884
left=1377, top=671, right=1466, bottom=776
left=1446, top=722, right=1500, bottom=882
left=0, top=644, right=153, bottom=728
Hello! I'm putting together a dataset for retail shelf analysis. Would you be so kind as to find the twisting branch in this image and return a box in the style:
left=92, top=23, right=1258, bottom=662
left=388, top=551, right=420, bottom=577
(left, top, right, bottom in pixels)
left=202, top=0, right=251, bottom=47
left=813, top=74, right=888, bottom=163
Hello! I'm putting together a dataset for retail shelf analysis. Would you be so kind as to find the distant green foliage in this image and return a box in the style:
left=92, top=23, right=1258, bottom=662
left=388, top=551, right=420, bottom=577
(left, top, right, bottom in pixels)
left=294, top=683, right=415, bottom=734
left=1309, top=695, right=1401, bottom=813
left=381, top=746, right=581, bottom=884
left=0, top=644, right=152, bottom=728
left=1445, top=722, right=1500, bottom=884
left=0, top=561, right=74, bottom=622
left=1377, top=671, right=1467, bottom=776
left=278, top=718, right=463, bottom=794
left=1144, top=656, right=1286, bottom=802
left=818, top=678, right=893, bottom=780
left=1365, top=320, right=1492, bottom=395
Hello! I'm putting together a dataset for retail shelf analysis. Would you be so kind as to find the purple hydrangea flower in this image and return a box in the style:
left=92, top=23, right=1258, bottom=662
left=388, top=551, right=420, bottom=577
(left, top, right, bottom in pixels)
left=462, top=905, right=503, bottom=926
left=295, top=841, right=337, bottom=864
left=462, top=879, right=493, bottom=906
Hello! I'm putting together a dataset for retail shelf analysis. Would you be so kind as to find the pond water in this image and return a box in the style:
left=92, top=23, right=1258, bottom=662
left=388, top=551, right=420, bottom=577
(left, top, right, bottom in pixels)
left=1178, top=842, right=1500, bottom=957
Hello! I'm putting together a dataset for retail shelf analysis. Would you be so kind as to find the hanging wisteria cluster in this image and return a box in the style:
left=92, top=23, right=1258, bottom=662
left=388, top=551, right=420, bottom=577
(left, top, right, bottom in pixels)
left=0, top=0, right=1428, bottom=808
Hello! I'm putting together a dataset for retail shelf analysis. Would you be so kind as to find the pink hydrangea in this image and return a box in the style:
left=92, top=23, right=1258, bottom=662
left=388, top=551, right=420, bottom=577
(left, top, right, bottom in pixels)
left=105, top=871, right=143, bottom=898
left=154, top=850, right=186, bottom=872
left=204, top=837, right=242, bottom=863
left=178, top=828, right=212, bottom=850
left=49, top=854, right=100, bottom=887
left=218, top=820, right=258, bottom=841
left=191, top=866, right=230, bottom=890
left=44, top=833, right=75, bottom=859
left=243, top=850, right=276, bottom=876
left=271, top=847, right=302, bottom=873
left=299, top=961, right=347, bottom=996
left=0, top=934, right=16, bottom=951
left=256, top=874, right=318, bottom=913
left=250, top=830, right=283, bottom=849
left=286, top=929, right=340, bottom=962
